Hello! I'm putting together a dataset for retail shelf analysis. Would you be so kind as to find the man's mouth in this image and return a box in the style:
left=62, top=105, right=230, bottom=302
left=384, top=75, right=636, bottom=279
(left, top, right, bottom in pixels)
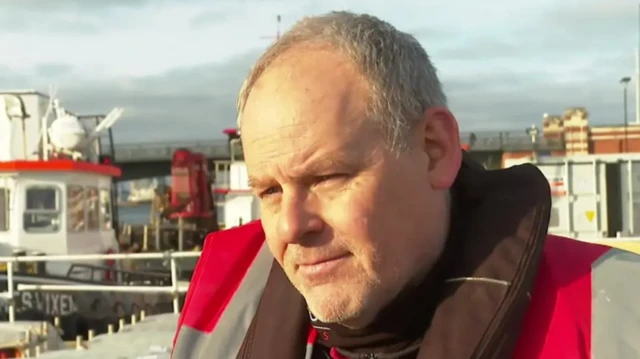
left=297, top=254, right=350, bottom=278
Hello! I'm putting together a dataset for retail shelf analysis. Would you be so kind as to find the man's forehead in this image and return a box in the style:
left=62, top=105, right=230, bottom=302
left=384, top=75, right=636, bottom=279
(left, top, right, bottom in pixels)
left=244, top=141, right=371, bottom=188
left=242, top=120, right=373, bottom=166
left=239, top=45, right=379, bottom=177
left=241, top=47, right=369, bottom=124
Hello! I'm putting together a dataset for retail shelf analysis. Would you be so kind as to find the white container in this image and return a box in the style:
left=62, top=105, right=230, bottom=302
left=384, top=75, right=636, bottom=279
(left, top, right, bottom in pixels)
left=504, top=153, right=640, bottom=241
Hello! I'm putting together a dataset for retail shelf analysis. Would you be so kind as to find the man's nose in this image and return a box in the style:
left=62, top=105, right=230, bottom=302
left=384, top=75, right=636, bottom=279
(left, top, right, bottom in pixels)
left=276, top=193, right=322, bottom=244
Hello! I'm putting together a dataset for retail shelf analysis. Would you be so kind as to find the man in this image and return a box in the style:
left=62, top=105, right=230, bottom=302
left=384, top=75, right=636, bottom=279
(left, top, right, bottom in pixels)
left=173, top=12, right=640, bottom=359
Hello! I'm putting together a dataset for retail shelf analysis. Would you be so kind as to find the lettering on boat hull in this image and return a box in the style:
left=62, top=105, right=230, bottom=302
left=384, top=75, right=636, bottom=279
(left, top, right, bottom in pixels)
left=0, top=291, right=78, bottom=317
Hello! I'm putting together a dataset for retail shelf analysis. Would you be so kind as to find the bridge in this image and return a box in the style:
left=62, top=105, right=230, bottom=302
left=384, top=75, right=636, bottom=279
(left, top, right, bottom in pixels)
left=108, top=139, right=233, bottom=181
left=110, top=130, right=563, bottom=181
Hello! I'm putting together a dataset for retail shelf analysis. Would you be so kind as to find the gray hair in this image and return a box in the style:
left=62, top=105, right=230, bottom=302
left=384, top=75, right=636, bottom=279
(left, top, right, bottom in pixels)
left=236, top=11, right=447, bottom=151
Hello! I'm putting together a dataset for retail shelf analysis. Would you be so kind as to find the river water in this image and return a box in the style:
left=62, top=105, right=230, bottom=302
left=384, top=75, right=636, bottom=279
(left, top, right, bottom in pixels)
left=118, top=203, right=153, bottom=225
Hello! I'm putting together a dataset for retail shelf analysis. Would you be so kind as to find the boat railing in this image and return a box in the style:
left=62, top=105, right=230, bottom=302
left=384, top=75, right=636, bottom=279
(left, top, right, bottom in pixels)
left=0, top=250, right=201, bottom=323
left=120, top=216, right=200, bottom=252
left=66, top=263, right=172, bottom=286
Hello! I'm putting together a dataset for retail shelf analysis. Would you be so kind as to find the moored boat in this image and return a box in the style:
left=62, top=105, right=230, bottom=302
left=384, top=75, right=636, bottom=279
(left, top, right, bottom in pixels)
left=0, top=89, right=178, bottom=340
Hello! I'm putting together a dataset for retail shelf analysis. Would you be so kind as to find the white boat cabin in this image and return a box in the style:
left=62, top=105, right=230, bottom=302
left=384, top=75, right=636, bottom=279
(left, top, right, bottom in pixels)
left=0, top=161, right=120, bottom=256
left=0, top=90, right=125, bottom=280
left=0, top=161, right=122, bottom=281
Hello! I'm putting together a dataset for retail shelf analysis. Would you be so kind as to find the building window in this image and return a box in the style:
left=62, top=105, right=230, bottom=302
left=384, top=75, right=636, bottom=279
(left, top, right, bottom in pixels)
left=0, top=188, right=9, bottom=232
left=100, top=189, right=112, bottom=230
left=86, top=187, right=100, bottom=231
left=67, top=185, right=85, bottom=232
left=23, top=186, right=60, bottom=233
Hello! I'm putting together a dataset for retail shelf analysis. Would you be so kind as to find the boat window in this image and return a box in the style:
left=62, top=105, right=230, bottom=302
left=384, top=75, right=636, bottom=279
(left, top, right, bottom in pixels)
left=86, top=187, right=100, bottom=231
left=23, top=186, right=60, bottom=233
left=67, top=185, right=85, bottom=232
left=0, top=188, right=9, bottom=232
left=100, top=189, right=112, bottom=230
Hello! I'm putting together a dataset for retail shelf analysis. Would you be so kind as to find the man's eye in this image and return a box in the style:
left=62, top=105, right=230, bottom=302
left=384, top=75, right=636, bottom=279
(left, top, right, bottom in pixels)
left=316, top=174, right=345, bottom=183
left=259, top=186, right=281, bottom=198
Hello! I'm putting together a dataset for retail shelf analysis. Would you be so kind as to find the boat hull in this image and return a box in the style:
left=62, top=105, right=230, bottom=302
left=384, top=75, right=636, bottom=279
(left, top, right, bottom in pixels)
left=0, top=273, right=183, bottom=340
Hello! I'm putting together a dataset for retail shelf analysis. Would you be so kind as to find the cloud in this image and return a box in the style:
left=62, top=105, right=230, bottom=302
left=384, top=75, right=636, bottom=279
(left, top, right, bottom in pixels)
left=1, top=0, right=639, bottom=146
left=189, top=9, right=231, bottom=29
left=1, top=0, right=167, bottom=12
left=0, top=0, right=150, bottom=34
left=52, top=50, right=262, bottom=142
left=6, top=46, right=626, bottom=145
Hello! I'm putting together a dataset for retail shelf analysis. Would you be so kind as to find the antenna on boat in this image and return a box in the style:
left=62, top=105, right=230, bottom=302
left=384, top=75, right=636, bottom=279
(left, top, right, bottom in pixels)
left=0, top=94, right=29, bottom=161
left=84, top=108, right=124, bottom=144
left=40, top=85, right=58, bottom=160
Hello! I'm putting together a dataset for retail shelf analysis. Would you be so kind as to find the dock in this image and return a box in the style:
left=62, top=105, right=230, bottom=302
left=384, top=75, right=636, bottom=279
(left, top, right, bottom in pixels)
left=0, top=321, right=65, bottom=357
left=37, top=313, right=178, bottom=359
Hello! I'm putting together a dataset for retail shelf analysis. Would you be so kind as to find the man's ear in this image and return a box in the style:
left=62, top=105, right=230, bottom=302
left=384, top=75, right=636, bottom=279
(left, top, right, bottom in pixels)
left=418, top=106, right=462, bottom=189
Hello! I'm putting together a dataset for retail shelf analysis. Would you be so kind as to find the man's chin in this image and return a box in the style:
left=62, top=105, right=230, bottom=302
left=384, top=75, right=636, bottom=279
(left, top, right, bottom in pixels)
left=303, top=286, right=365, bottom=324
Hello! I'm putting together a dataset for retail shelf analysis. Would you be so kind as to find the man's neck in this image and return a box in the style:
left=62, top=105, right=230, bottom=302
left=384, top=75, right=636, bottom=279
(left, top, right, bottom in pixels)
left=311, top=197, right=461, bottom=356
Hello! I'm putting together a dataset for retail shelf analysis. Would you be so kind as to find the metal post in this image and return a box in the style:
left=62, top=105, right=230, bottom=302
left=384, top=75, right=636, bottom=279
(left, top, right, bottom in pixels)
left=620, top=76, right=631, bottom=152
left=178, top=217, right=184, bottom=252
left=636, top=4, right=640, bottom=125
left=526, top=125, right=539, bottom=160
left=636, top=49, right=640, bottom=125
left=155, top=218, right=161, bottom=250
left=624, top=85, right=629, bottom=152
left=170, top=257, right=179, bottom=314
left=629, top=160, right=635, bottom=235
left=142, top=225, right=148, bottom=251
left=7, top=261, right=14, bottom=323
left=260, top=15, right=282, bottom=42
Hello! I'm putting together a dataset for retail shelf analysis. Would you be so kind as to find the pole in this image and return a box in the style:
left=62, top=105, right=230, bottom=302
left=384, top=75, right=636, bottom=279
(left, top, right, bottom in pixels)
left=636, top=49, right=640, bottom=125
left=7, top=262, right=14, bottom=323
left=637, top=4, right=640, bottom=124
left=170, top=257, right=179, bottom=314
left=624, top=85, right=629, bottom=152
left=260, top=15, right=282, bottom=41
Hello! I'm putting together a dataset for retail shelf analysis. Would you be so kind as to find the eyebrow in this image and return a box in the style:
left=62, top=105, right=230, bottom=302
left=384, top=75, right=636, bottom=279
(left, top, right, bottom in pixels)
left=247, top=176, right=268, bottom=189
left=247, top=155, right=360, bottom=189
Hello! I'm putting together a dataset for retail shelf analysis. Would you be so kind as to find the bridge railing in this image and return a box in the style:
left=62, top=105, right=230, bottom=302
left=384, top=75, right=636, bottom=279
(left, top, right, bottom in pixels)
left=108, top=130, right=566, bottom=162
left=0, top=251, right=201, bottom=322
left=459, top=131, right=565, bottom=151
left=106, top=139, right=230, bottom=162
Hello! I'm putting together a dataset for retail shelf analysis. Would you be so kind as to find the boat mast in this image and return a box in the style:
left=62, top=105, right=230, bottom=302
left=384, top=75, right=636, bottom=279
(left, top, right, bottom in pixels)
left=260, top=15, right=282, bottom=42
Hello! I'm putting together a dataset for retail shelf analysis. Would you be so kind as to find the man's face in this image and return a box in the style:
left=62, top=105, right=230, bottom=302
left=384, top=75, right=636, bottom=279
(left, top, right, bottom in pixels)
left=241, top=47, right=460, bottom=327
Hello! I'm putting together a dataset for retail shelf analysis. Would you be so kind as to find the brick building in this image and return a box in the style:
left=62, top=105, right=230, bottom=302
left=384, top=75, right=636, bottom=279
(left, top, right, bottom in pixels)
left=501, top=107, right=640, bottom=166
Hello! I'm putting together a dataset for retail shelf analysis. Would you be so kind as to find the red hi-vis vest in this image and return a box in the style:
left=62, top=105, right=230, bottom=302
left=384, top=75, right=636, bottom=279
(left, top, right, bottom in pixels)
left=173, top=221, right=640, bottom=358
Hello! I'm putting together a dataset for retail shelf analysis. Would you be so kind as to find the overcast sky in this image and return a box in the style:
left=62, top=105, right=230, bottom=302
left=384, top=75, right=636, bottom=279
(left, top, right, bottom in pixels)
left=1, top=0, right=638, bottom=143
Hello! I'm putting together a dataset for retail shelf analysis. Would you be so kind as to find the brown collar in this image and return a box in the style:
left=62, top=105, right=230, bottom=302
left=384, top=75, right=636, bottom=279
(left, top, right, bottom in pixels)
left=237, top=152, right=552, bottom=359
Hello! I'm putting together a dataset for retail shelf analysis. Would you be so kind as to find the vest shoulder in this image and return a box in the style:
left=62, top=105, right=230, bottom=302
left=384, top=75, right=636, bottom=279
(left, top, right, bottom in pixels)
left=203, top=220, right=265, bottom=247
left=194, top=220, right=266, bottom=286
left=541, top=235, right=611, bottom=285
left=175, top=221, right=267, bottom=334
